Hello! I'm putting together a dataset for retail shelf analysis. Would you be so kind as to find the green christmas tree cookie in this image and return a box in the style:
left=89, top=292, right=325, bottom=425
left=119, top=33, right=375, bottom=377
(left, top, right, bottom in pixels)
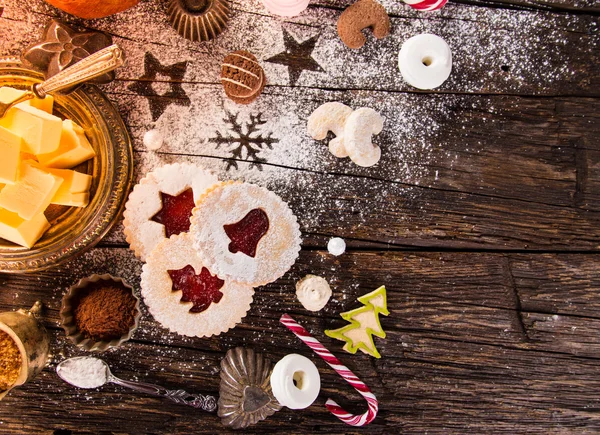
left=325, top=285, right=389, bottom=358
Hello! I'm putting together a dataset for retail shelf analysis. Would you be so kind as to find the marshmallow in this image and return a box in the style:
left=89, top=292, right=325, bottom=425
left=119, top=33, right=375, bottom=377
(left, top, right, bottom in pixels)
left=344, top=108, right=383, bottom=167
left=143, top=129, right=164, bottom=151
left=270, top=354, right=320, bottom=409
left=398, top=34, right=452, bottom=90
left=327, top=237, right=346, bottom=256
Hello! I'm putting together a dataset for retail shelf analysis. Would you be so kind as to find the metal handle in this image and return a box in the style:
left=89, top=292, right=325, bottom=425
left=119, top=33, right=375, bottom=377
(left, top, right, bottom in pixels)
left=33, top=44, right=124, bottom=98
left=109, top=375, right=217, bottom=412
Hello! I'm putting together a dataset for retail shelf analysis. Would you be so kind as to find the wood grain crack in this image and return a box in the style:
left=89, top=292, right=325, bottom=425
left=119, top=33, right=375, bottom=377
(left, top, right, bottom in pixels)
left=503, top=256, right=529, bottom=341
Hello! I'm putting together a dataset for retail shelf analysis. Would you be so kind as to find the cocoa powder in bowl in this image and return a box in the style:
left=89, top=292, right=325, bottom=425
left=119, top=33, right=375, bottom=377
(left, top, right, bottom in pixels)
left=73, top=283, right=138, bottom=342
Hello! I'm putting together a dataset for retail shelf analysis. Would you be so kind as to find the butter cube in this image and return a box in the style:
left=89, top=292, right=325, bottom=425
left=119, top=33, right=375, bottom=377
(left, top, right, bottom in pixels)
left=53, top=191, right=89, bottom=207
left=27, top=164, right=92, bottom=207
left=0, top=104, right=62, bottom=155
left=0, top=86, right=54, bottom=113
left=0, top=209, right=50, bottom=248
left=0, top=126, right=22, bottom=184
left=37, top=120, right=96, bottom=169
left=0, top=162, right=63, bottom=220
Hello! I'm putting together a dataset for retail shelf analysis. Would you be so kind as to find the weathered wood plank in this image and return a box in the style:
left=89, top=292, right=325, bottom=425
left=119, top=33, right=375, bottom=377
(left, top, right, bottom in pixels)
left=1, top=0, right=599, bottom=97
left=3, top=331, right=600, bottom=434
left=2, top=249, right=600, bottom=358
left=75, top=82, right=600, bottom=250
left=2, top=247, right=600, bottom=433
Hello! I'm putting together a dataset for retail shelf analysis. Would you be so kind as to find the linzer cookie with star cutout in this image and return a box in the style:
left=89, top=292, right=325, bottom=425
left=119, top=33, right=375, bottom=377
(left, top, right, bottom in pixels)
left=141, top=233, right=254, bottom=337
left=190, top=182, right=301, bottom=286
left=221, top=50, right=266, bottom=104
left=123, top=163, right=219, bottom=261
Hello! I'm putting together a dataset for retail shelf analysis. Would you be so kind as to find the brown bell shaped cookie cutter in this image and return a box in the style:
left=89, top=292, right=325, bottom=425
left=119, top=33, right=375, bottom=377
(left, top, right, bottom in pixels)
left=168, top=0, right=230, bottom=42
left=337, top=0, right=391, bottom=49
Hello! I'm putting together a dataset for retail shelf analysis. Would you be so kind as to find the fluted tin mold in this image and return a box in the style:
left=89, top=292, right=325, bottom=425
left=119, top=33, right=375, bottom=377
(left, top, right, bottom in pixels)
left=168, top=0, right=230, bottom=42
left=218, top=347, right=282, bottom=429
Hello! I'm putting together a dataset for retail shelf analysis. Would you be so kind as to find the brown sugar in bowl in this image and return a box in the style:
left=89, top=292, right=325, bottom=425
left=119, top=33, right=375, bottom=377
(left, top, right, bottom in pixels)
left=60, top=274, right=141, bottom=351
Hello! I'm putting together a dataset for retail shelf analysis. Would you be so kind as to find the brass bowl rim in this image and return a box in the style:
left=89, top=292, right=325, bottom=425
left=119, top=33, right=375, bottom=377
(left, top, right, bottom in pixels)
left=0, top=57, right=133, bottom=273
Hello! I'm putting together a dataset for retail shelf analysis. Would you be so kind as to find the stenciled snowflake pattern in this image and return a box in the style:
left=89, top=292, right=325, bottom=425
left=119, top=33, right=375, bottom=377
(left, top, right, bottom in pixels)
left=209, top=112, right=279, bottom=171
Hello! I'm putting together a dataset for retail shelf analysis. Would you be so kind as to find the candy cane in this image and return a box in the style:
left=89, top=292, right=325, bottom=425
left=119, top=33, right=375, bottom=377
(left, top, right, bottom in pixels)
left=280, top=314, right=379, bottom=426
left=403, top=0, right=447, bottom=11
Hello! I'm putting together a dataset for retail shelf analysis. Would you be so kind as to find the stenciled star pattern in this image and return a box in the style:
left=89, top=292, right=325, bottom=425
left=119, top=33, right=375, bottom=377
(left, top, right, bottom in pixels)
left=265, top=29, right=325, bottom=86
left=128, top=52, right=191, bottom=122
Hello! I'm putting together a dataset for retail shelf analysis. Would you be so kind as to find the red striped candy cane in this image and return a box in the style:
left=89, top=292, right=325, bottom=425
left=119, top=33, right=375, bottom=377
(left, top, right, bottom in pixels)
left=280, top=314, right=379, bottom=426
left=403, top=0, right=447, bottom=11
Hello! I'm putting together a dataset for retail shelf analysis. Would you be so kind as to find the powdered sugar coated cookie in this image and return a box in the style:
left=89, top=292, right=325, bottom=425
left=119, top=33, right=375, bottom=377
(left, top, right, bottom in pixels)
left=123, top=163, right=219, bottom=261
left=141, top=233, right=254, bottom=337
left=307, top=102, right=353, bottom=158
left=344, top=108, right=383, bottom=167
left=190, top=182, right=302, bottom=286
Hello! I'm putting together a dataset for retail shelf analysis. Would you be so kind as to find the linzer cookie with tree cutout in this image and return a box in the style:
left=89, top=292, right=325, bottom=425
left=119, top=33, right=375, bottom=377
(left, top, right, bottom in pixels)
left=141, top=233, right=255, bottom=337
left=221, top=50, right=266, bottom=104
left=123, top=163, right=219, bottom=261
left=190, top=182, right=301, bottom=286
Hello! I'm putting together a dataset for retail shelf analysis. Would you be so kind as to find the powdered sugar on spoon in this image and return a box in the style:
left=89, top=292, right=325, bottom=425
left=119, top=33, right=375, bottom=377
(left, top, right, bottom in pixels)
left=56, top=356, right=217, bottom=411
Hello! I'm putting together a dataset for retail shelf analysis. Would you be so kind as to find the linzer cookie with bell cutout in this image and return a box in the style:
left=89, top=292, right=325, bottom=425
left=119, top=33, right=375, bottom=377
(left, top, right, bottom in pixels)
left=221, top=50, right=266, bottom=104
left=190, top=182, right=301, bottom=286
left=123, top=163, right=219, bottom=261
left=141, top=233, right=255, bottom=337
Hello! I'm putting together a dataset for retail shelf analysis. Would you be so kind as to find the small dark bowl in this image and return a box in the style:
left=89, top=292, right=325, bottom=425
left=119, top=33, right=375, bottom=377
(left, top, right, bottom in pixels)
left=60, top=274, right=140, bottom=351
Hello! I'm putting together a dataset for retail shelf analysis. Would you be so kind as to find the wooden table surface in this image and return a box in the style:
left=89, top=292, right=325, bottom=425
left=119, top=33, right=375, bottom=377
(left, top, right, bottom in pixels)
left=1, top=0, right=600, bottom=433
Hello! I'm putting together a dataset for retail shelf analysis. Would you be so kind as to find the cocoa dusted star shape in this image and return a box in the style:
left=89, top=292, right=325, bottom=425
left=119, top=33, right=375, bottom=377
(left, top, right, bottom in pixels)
left=22, top=19, right=114, bottom=83
left=265, top=29, right=325, bottom=86
left=128, top=52, right=191, bottom=122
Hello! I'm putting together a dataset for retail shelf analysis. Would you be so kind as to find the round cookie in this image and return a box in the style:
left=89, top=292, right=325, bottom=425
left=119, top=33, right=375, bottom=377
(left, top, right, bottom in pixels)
left=123, top=163, right=219, bottom=261
left=221, top=50, right=266, bottom=104
left=398, top=34, right=452, bottom=90
left=190, top=182, right=302, bottom=286
left=141, top=233, right=255, bottom=337
left=270, top=354, right=320, bottom=409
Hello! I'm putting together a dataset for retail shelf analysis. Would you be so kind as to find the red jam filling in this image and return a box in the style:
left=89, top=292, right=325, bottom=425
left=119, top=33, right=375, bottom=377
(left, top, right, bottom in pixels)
left=167, top=265, right=225, bottom=313
left=151, top=188, right=195, bottom=238
left=223, top=208, right=269, bottom=258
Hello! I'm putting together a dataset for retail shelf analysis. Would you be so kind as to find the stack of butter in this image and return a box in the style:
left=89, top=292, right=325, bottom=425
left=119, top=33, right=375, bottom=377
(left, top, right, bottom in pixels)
left=0, top=86, right=95, bottom=248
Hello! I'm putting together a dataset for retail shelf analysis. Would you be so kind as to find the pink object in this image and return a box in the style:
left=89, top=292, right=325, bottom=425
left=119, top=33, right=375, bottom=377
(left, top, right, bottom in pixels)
left=403, top=0, right=447, bottom=11
left=261, top=0, right=309, bottom=16
left=279, top=314, right=379, bottom=426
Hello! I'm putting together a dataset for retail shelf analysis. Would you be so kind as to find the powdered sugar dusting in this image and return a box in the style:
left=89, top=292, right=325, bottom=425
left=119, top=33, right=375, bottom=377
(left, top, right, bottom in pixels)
left=1, top=0, right=594, bottom=245
left=190, top=183, right=302, bottom=285
left=141, top=233, right=255, bottom=337
left=123, top=163, right=219, bottom=261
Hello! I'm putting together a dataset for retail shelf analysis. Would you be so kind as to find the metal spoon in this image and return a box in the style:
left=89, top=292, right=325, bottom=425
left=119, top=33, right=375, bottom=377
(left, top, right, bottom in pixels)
left=56, top=356, right=217, bottom=412
left=0, top=44, right=124, bottom=118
